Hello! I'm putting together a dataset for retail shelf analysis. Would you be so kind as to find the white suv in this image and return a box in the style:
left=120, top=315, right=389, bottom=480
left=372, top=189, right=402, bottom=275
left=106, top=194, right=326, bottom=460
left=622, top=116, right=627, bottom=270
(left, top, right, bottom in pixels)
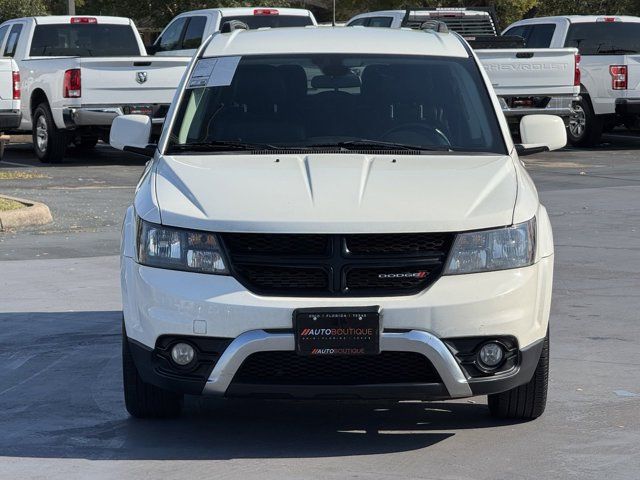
left=111, top=26, right=565, bottom=420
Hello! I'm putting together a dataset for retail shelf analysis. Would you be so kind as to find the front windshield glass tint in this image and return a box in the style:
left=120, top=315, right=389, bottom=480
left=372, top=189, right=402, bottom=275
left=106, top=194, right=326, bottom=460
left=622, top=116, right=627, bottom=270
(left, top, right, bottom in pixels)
left=168, top=54, right=506, bottom=154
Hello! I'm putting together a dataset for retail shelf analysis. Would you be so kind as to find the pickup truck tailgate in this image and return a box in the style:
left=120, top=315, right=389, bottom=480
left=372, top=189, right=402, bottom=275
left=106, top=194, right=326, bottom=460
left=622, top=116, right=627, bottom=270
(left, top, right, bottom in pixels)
left=0, top=59, right=15, bottom=108
left=78, top=57, right=189, bottom=105
left=476, top=48, right=578, bottom=97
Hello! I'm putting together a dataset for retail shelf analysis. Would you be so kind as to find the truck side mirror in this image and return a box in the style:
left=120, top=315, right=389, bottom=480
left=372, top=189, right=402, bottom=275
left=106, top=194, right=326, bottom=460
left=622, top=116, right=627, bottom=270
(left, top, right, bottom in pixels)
left=516, top=114, right=567, bottom=156
left=109, top=115, right=155, bottom=157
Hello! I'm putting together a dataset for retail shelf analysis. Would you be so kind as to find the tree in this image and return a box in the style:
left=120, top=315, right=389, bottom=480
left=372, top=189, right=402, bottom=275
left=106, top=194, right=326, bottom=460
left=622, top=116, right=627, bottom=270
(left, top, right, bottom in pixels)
left=0, top=0, right=48, bottom=20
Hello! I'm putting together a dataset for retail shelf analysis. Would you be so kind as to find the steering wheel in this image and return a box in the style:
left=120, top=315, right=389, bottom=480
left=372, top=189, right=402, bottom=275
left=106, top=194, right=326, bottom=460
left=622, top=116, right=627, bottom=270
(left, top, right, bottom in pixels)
left=380, top=123, right=451, bottom=148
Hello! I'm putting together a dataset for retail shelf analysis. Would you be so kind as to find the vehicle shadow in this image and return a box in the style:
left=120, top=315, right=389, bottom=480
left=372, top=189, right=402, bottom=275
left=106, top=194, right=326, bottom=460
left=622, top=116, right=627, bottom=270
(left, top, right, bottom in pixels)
left=3, top=140, right=147, bottom=167
left=0, top=311, right=526, bottom=461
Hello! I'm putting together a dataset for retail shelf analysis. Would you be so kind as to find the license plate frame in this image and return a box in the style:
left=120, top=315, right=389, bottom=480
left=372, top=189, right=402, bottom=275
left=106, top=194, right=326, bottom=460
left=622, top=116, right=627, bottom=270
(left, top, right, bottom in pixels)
left=293, top=306, right=381, bottom=356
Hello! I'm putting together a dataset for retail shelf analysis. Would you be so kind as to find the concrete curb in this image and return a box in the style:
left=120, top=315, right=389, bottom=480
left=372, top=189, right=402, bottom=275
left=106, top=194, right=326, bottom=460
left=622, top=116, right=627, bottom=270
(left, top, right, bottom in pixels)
left=0, top=194, right=52, bottom=231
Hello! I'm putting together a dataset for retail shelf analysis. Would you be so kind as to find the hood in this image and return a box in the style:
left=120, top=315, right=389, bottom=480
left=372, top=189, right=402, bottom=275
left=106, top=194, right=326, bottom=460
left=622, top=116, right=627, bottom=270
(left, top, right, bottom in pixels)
left=154, top=154, right=517, bottom=233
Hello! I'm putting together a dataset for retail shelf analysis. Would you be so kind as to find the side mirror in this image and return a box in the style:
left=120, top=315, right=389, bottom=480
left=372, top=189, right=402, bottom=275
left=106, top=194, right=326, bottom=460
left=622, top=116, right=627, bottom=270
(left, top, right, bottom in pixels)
left=516, top=114, right=567, bottom=156
left=145, top=44, right=159, bottom=55
left=109, top=115, right=155, bottom=157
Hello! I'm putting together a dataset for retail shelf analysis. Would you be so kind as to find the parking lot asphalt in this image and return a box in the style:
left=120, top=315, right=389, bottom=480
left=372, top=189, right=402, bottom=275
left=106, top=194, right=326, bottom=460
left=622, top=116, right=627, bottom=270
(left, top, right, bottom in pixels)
left=0, top=136, right=639, bottom=479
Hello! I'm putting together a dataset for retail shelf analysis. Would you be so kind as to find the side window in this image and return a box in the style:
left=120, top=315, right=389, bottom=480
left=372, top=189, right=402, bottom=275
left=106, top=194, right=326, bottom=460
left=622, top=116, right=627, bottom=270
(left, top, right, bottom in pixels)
left=347, top=18, right=367, bottom=27
left=504, top=25, right=528, bottom=40
left=155, top=17, right=187, bottom=52
left=0, top=25, right=10, bottom=51
left=367, top=17, right=393, bottom=28
left=182, top=16, right=207, bottom=49
left=526, top=24, right=556, bottom=48
left=4, top=23, right=23, bottom=57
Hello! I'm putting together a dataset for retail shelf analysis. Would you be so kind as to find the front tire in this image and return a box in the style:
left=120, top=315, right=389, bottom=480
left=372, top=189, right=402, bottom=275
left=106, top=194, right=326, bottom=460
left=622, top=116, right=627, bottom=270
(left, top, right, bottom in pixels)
left=122, top=327, right=183, bottom=418
left=488, top=331, right=549, bottom=420
left=567, top=97, right=602, bottom=147
left=32, top=103, right=68, bottom=163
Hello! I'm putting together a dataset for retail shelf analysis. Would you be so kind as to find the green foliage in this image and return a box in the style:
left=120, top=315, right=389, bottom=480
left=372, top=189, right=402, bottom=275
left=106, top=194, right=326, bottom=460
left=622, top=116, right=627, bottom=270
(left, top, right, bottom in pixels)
left=0, top=0, right=48, bottom=19
left=536, top=0, right=637, bottom=17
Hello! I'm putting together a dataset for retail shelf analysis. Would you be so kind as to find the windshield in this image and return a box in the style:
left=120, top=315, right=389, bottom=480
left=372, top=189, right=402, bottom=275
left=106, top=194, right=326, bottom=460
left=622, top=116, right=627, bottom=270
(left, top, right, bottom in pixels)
left=565, top=22, right=640, bottom=55
left=29, top=24, right=140, bottom=57
left=221, top=15, right=313, bottom=29
left=167, top=54, right=506, bottom=154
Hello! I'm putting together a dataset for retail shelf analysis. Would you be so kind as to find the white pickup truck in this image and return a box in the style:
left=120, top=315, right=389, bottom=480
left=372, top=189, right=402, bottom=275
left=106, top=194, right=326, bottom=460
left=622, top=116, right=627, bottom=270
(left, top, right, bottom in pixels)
left=347, top=9, right=580, bottom=126
left=504, top=15, right=640, bottom=146
left=0, top=15, right=189, bottom=163
left=148, top=7, right=317, bottom=57
left=0, top=56, right=20, bottom=159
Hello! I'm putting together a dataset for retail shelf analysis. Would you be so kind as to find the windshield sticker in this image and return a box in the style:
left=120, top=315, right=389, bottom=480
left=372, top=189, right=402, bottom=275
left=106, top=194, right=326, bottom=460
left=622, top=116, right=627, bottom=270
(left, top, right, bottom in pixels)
left=207, top=56, right=241, bottom=87
left=188, top=58, right=217, bottom=88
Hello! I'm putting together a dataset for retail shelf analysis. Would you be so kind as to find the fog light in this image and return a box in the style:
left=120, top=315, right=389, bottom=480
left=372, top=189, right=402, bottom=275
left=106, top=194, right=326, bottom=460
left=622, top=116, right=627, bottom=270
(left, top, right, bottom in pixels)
left=171, top=342, right=195, bottom=366
left=478, top=342, right=504, bottom=368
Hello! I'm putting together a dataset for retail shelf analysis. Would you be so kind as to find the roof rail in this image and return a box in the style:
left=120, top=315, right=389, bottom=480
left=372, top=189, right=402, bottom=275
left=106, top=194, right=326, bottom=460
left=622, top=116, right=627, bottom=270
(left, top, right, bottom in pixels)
left=420, top=20, right=449, bottom=33
left=220, top=20, right=249, bottom=33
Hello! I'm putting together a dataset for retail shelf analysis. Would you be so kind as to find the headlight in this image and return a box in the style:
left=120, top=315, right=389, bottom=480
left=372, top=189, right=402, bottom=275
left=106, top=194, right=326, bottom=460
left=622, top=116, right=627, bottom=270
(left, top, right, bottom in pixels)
left=444, top=218, right=535, bottom=275
left=136, top=218, right=228, bottom=274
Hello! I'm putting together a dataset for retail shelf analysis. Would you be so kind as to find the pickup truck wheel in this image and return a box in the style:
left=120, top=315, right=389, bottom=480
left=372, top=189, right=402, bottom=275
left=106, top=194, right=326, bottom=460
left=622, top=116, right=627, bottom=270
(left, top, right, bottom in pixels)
left=32, top=103, right=68, bottom=163
left=122, top=327, right=183, bottom=418
left=487, top=331, right=549, bottom=420
left=567, top=98, right=602, bottom=147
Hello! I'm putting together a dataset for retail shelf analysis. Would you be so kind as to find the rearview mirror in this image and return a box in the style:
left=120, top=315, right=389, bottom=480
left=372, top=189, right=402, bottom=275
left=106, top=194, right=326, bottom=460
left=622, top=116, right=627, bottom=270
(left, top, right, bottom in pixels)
left=109, top=115, right=155, bottom=157
left=516, top=114, right=567, bottom=156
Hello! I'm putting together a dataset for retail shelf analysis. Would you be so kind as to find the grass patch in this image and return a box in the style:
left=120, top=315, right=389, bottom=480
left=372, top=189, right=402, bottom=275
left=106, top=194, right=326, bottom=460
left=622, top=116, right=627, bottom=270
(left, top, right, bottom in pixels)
left=0, top=197, right=25, bottom=211
left=0, top=170, right=48, bottom=180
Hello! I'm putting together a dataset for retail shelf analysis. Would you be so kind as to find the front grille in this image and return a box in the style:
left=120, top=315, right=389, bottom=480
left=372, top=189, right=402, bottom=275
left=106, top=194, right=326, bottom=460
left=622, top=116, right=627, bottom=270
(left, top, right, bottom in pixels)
left=345, top=233, right=450, bottom=256
left=224, top=233, right=329, bottom=256
left=233, top=264, right=328, bottom=291
left=232, top=351, right=442, bottom=385
left=220, top=232, right=453, bottom=297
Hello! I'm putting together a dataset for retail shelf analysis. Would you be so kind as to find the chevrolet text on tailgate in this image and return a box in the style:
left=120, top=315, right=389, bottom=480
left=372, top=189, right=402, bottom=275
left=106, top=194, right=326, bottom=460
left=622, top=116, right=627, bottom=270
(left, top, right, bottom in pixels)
left=111, top=25, right=565, bottom=420
left=0, top=15, right=190, bottom=163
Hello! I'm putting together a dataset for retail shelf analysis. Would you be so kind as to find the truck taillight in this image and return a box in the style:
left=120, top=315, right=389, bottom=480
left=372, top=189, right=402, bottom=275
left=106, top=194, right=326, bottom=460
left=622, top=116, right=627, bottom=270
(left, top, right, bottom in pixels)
left=63, top=69, right=81, bottom=98
left=12, top=70, right=20, bottom=100
left=574, top=54, right=581, bottom=87
left=70, top=17, right=97, bottom=24
left=610, top=65, right=628, bottom=90
left=254, top=8, right=279, bottom=15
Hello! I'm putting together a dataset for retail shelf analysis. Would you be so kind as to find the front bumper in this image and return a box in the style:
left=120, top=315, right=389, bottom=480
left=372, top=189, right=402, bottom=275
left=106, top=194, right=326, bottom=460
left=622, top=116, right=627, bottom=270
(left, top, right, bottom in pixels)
left=122, top=250, right=553, bottom=400
left=615, top=98, right=640, bottom=115
left=61, top=104, right=168, bottom=128
left=126, top=329, right=546, bottom=399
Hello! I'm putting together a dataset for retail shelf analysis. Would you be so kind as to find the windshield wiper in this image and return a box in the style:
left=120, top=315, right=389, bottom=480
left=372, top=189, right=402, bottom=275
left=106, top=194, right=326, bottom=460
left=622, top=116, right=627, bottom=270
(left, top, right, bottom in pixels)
left=168, top=140, right=280, bottom=152
left=308, top=139, right=452, bottom=152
